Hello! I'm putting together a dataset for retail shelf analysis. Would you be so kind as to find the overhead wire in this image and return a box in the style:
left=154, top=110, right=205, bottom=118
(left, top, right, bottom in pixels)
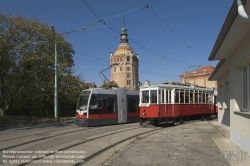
left=147, top=7, right=191, bottom=47
left=61, top=2, right=148, bottom=38
left=74, top=56, right=109, bottom=66
left=81, top=0, right=197, bottom=66
left=75, top=51, right=109, bottom=63
left=140, top=69, right=180, bottom=77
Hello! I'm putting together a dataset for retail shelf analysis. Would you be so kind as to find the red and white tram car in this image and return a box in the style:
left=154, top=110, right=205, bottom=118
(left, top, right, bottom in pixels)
left=139, top=81, right=217, bottom=125
left=74, top=88, right=139, bottom=126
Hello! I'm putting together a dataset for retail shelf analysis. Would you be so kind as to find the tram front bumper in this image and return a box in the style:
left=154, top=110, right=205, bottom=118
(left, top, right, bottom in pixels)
left=74, top=117, right=88, bottom=126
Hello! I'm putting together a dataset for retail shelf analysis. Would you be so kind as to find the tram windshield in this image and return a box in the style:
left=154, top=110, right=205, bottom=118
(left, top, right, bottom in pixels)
left=141, top=90, right=149, bottom=103
left=76, top=91, right=91, bottom=111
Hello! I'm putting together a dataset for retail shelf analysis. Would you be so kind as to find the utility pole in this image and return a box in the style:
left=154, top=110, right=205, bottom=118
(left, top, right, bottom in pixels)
left=51, top=25, right=58, bottom=120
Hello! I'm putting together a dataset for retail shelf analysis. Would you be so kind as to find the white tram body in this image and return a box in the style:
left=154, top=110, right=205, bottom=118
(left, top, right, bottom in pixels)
left=74, top=88, right=139, bottom=126
left=139, top=81, right=217, bottom=124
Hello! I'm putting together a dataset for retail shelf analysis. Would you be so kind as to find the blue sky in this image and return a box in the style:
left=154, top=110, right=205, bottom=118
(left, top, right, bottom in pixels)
left=1, top=0, right=233, bottom=87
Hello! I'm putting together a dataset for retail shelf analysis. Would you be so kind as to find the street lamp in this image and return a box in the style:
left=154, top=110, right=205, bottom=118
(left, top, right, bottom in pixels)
left=51, top=25, right=58, bottom=120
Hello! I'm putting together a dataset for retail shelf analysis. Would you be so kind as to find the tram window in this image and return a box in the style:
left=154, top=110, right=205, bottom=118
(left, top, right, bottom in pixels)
left=159, top=90, right=165, bottom=103
left=128, top=101, right=138, bottom=112
left=203, top=92, right=206, bottom=103
left=175, top=89, right=180, bottom=103
left=90, top=101, right=98, bottom=109
left=199, top=91, right=203, bottom=103
left=190, top=91, right=194, bottom=103
left=89, top=94, right=117, bottom=114
left=142, top=91, right=149, bottom=103
left=180, top=90, right=185, bottom=103
left=102, top=99, right=107, bottom=107
left=206, top=92, right=210, bottom=103
left=77, top=95, right=89, bottom=111
left=106, top=99, right=115, bottom=113
left=166, top=91, right=169, bottom=103
left=169, top=91, right=172, bottom=103
left=185, top=90, right=189, bottom=103
left=100, top=96, right=117, bottom=114
left=162, top=90, right=165, bottom=103
left=89, top=100, right=99, bottom=114
left=195, top=91, right=199, bottom=103
left=128, top=95, right=139, bottom=112
left=151, top=90, right=157, bottom=103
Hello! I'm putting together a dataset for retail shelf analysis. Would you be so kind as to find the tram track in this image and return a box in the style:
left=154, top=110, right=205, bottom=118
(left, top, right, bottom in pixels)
left=0, top=125, right=137, bottom=152
left=0, top=126, right=91, bottom=143
left=14, top=126, right=141, bottom=166
left=77, top=127, right=166, bottom=165
left=9, top=125, right=165, bottom=166
left=0, top=127, right=95, bottom=151
left=0, top=123, right=137, bottom=152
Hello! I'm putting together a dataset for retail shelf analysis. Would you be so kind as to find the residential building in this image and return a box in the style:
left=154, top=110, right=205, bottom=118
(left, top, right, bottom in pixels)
left=208, top=0, right=250, bottom=153
left=180, top=65, right=217, bottom=89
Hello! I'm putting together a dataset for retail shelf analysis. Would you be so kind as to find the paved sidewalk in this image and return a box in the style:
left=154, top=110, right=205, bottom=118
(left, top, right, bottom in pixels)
left=106, top=120, right=249, bottom=166
left=210, top=121, right=249, bottom=166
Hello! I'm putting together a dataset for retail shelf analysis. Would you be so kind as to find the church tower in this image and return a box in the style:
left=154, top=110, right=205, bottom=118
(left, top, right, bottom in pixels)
left=110, top=27, right=139, bottom=90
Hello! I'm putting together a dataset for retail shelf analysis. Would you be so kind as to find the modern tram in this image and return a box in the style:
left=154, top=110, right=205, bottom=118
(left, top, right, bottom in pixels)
left=74, top=88, right=139, bottom=126
left=139, top=81, right=217, bottom=125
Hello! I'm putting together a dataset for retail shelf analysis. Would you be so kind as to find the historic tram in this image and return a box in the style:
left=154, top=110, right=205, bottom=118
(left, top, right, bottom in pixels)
left=74, top=88, right=139, bottom=126
left=139, top=81, right=217, bottom=125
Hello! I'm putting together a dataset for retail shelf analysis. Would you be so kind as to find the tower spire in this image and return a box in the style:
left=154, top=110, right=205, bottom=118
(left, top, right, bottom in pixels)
left=120, top=18, right=128, bottom=43
left=123, top=16, right=126, bottom=27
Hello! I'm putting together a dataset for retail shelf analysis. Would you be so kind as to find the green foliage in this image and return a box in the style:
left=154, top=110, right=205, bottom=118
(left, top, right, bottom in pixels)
left=100, top=80, right=118, bottom=89
left=0, top=13, right=85, bottom=117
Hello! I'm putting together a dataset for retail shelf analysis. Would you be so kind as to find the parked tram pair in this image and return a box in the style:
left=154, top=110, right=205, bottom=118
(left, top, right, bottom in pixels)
left=74, top=81, right=217, bottom=127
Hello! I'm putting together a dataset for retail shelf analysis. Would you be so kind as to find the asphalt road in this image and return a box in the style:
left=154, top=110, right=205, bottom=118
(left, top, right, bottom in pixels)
left=100, top=120, right=250, bottom=166
left=0, top=120, right=249, bottom=166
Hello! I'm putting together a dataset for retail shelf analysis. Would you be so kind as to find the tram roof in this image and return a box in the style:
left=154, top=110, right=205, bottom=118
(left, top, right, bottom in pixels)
left=140, top=83, right=214, bottom=91
left=81, top=88, right=139, bottom=95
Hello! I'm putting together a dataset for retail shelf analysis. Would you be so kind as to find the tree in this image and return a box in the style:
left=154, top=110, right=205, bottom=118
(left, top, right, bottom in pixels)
left=99, top=80, right=118, bottom=89
left=0, top=13, right=77, bottom=116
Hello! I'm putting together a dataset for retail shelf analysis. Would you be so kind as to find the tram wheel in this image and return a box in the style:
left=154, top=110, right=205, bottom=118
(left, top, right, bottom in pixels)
left=173, top=120, right=179, bottom=126
left=180, top=119, right=184, bottom=124
left=140, top=121, right=144, bottom=128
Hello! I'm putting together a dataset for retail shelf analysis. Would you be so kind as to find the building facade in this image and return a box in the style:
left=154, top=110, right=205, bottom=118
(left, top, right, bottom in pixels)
left=180, top=65, right=217, bottom=89
left=208, top=0, right=250, bottom=154
left=110, top=27, right=139, bottom=90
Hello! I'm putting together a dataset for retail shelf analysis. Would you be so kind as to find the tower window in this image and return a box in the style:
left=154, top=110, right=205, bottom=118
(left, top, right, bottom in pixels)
left=114, top=59, right=116, bottom=62
left=127, top=56, right=130, bottom=62
left=127, top=80, right=131, bottom=85
left=117, top=58, right=119, bottom=62
left=120, top=67, right=123, bottom=71
left=127, top=73, right=131, bottom=78
left=120, top=58, right=122, bottom=61
left=114, top=67, right=116, bottom=72
left=127, top=67, right=130, bottom=71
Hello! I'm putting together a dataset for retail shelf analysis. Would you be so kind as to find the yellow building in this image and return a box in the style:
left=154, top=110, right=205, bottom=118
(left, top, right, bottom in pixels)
left=110, top=27, right=139, bottom=90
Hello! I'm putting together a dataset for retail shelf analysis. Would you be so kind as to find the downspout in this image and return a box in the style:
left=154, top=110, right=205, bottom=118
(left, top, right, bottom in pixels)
left=236, top=0, right=250, bottom=20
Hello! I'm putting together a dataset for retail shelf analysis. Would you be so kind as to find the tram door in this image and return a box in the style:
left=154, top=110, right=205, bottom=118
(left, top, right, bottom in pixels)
left=158, top=89, right=165, bottom=117
left=173, top=89, right=180, bottom=117
left=116, top=88, right=127, bottom=123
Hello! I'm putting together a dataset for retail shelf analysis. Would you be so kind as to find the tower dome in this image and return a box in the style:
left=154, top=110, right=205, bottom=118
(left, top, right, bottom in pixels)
left=113, top=27, right=135, bottom=57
